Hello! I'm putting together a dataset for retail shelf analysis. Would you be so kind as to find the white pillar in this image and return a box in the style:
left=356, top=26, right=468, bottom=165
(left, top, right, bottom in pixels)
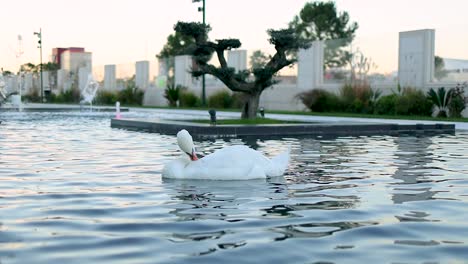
left=78, top=67, right=91, bottom=92
left=398, top=29, right=435, bottom=88
left=56, top=69, right=67, bottom=92
left=104, top=65, right=116, bottom=91
left=135, top=60, right=150, bottom=90
left=42, top=71, right=50, bottom=92
left=227, top=50, right=247, bottom=72
left=174, top=55, right=193, bottom=88
left=24, top=73, right=33, bottom=94
left=297, top=40, right=324, bottom=91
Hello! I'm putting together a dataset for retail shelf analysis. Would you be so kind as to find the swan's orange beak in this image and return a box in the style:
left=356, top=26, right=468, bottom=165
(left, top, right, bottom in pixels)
left=190, top=150, right=199, bottom=161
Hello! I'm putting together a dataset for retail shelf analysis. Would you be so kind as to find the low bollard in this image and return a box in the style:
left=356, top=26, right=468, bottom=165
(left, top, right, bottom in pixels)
left=208, top=109, right=216, bottom=126
left=259, top=107, right=265, bottom=118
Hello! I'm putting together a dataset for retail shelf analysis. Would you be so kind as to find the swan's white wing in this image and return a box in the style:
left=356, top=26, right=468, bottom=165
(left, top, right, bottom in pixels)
left=162, top=145, right=289, bottom=180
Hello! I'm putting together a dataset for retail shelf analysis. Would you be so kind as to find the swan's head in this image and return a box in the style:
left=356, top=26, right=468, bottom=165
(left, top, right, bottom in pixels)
left=176, top=129, right=199, bottom=161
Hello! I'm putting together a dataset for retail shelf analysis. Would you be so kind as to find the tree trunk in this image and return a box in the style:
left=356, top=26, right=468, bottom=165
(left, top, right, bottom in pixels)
left=241, top=91, right=261, bottom=119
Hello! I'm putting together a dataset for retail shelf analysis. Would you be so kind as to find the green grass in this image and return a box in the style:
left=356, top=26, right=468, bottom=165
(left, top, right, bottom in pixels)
left=267, top=110, right=468, bottom=123
left=188, top=118, right=304, bottom=125
left=130, top=105, right=468, bottom=123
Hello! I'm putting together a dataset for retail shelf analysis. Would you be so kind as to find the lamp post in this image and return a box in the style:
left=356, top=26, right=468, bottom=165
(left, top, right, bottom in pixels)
left=33, top=28, right=43, bottom=103
left=192, top=0, right=206, bottom=106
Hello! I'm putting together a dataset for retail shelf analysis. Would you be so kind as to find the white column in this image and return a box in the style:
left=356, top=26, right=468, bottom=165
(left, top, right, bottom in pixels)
left=104, top=65, right=116, bottom=91
left=56, top=69, right=67, bottom=92
left=174, top=55, right=193, bottom=88
left=398, top=29, right=435, bottom=88
left=135, top=60, right=150, bottom=90
left=78, top=67, right=91, bottom=92
left=227, top=50, right=247, bottom=72
left=297, top=40, right=324, bottom=91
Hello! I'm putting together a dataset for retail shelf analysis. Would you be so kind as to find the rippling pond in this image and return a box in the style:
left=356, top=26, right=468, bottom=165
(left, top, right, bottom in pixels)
left=1, top=111, right=467, bottom=263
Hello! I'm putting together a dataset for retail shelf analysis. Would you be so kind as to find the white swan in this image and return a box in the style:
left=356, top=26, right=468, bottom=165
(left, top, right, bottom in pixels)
left=162, top=129, right=290, bottom=180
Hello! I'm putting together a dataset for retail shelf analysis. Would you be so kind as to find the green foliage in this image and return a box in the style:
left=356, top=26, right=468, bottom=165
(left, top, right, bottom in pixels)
left=289, top=1, right=358, bottom=68
left=268, top=28, right=310, bottom=50
left=428, top=87, right=450, bottom=117
left=96, top=90, right=118, bottom=105
left=374, top=87, right=432, bottom=116
left=20, top=63, right=38, bottom=73
left=375, top=94, right=397, bottom=115
left=157, top=31, right=196, bottom=59
left=118, top=83, right=144, bottom=106
left=250, top=50, right=269, bottom=69
left=179, top=90, right=201, bottom=107
left=290, top=2, right=358, bottom=41
left=164, top=84, right=184, bottom=107
left=45, top=87, right=80, bottom=104
left=42, top=62, right=60, bottom=71
left=448, top=82, right=467, bottom=118
left=174, top=22, right=211, bottom=43
left=340, top=83, right=374, bottom=113
left=395, top=88, right=432, bottom=116
left=208, top=90, right=234, bottom=108
left=217, top=39, right=242, bottom=50
left=296, top=89, right=342, bottom=112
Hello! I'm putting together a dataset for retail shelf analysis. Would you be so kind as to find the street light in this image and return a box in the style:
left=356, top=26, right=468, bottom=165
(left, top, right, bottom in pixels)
left=33, top=28, right=43, bottom=103
left=192, top=0, right=206, bottom=106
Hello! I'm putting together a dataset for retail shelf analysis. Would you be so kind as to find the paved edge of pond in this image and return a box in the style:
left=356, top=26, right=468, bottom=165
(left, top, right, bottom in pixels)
left=110, top=118, right=455, bottom=139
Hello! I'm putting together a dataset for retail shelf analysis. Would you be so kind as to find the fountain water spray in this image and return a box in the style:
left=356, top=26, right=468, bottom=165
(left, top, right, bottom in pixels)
left=115, top=101, right=121, bottom=119
left=80, top=73, right=99, bottom=111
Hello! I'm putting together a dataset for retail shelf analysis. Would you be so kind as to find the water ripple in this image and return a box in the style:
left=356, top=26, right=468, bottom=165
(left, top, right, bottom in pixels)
left=1, top=112, right=468, bottom=263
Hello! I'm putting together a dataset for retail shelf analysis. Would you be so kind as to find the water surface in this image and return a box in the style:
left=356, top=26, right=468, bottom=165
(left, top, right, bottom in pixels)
left=0, top=111, right=467, bottom=263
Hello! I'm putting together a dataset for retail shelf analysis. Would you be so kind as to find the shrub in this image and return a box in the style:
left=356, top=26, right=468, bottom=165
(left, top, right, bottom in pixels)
left=394, top=88, right=432, bottom=116
left=23, top=89, right=41, bottom=103
left=117, top=87, right=144, bottom=105
left=46, top=87, right=80, bottom=104
left=180, top=91, right=201, bottom=107
left=296, top=89, right=341, bottom=112
left=448, top=82, right=467, bottom=118
left=375, top=94, right=397, bottom=115
left=427, top=87, right=450, bottom=117
left=164, top=84, right=184, bottom=107
left=340, top=83, right=374, bottom=113
left=95, top=90, right=118, bottom=105
left=208, top=90, right=234, bottom=108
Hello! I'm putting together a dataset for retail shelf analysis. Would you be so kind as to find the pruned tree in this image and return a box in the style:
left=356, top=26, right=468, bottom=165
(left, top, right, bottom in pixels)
left=174, top=21, right=310, bottom=119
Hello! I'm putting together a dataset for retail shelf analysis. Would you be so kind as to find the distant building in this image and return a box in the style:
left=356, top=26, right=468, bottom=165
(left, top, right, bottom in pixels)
left=51, top=47, right=92, bottom=73
left=51, top=47, right=92, bottom=92
left=443, top=58, right=468, bottom=82
left=444, top=58, right=468, bottom=73
left=52, top=47, right=85, bottom=67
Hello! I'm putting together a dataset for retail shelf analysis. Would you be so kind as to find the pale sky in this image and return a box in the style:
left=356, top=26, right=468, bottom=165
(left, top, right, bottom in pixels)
left=1, top=0, right=467, bottom=74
